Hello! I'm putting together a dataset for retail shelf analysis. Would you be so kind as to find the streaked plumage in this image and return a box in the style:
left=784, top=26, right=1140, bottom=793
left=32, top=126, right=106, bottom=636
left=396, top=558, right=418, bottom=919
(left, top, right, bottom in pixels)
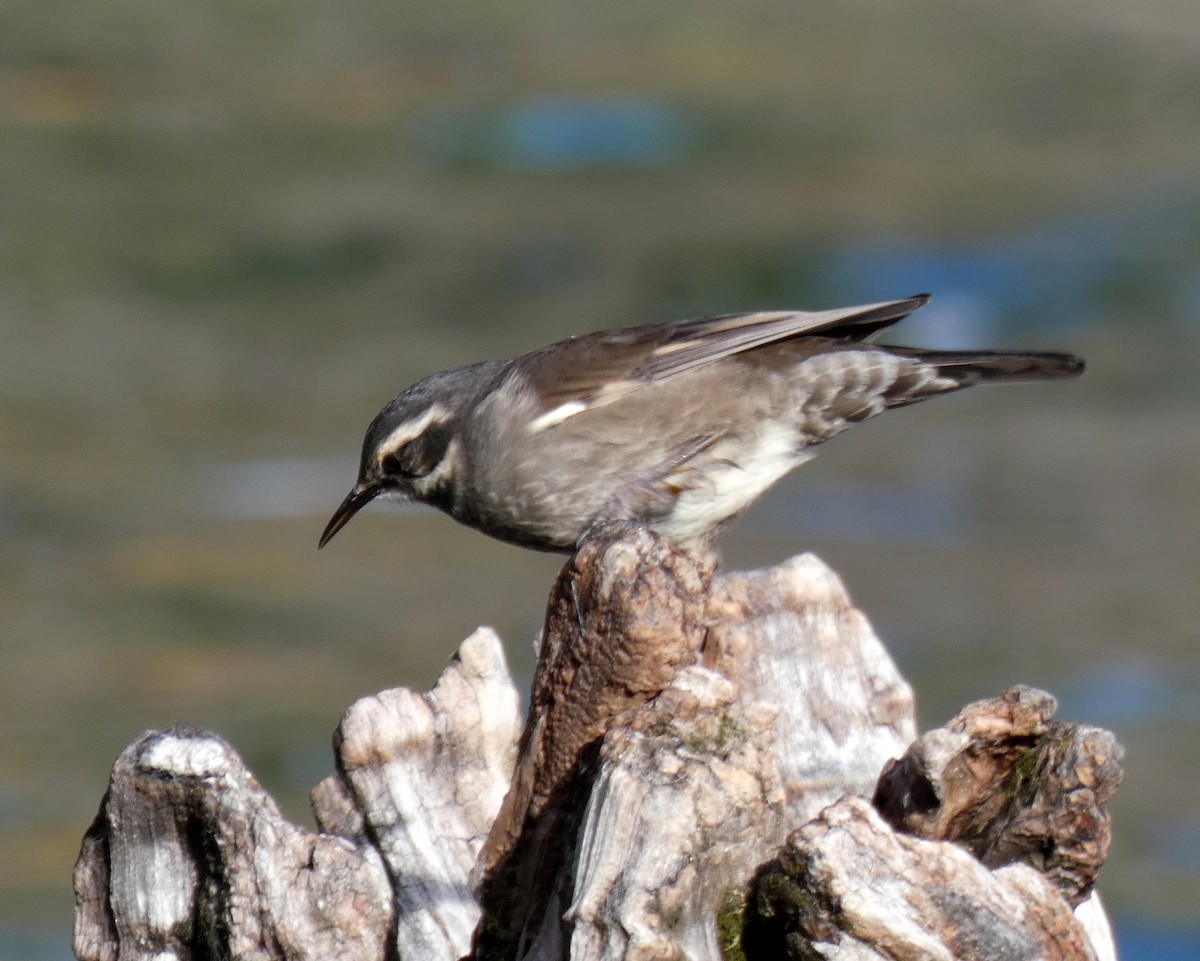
left=320, top=294, right=1084, bottom=552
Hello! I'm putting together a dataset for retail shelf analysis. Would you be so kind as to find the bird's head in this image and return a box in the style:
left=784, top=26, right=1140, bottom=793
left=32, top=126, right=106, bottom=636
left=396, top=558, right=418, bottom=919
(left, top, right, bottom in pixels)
left=319, top=368, right=477, bottom=548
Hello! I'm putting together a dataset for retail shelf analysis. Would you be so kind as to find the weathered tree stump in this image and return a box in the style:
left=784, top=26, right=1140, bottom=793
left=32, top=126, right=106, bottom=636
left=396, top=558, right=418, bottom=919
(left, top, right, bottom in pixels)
left=74, top=525, right=1122, bottom=961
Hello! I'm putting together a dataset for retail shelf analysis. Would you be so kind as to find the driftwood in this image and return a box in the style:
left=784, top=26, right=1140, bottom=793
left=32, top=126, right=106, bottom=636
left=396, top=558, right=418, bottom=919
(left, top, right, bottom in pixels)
left=74, top=524, right=1122, bottom=961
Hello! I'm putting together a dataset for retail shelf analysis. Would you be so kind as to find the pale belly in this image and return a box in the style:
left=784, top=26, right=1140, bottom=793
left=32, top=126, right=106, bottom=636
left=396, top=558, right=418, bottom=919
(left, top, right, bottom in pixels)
left=653, top=423, right=813, bottom=546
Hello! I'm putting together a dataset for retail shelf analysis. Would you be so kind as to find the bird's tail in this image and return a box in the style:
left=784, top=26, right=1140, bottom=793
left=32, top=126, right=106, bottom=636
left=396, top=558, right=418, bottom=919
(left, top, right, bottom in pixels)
left=891, top=346, right=1085, bottom=385
left=865, top=345, right=1085, bottom=414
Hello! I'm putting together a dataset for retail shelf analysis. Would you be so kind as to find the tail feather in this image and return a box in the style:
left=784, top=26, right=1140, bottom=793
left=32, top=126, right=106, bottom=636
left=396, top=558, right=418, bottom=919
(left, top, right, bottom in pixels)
left=871, top=346, right=1084, bottom=412
left=892, top=346, right=1086, bottom=385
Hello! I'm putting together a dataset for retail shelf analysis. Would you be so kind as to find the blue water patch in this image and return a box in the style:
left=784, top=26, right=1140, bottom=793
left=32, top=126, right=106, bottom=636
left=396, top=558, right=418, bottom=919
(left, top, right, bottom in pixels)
left=825, top=241, right=1103, bottom=346
left=1182, top=272, right=1200, bottom=330
left=0, top=928, right=72, bottom=961
left=1057, top=660, right=1200, bottom=729
left=414, top=97, right=697, bottom=171
left=1149, top=817, right=1200, bottom=879
left=744, top=476, right=968, bottom=545
left=0, top=787, right=25, bottom=831
left=823, top=186, right=1200, bottom=343
left=1115, top=920, right=1200, bottom=961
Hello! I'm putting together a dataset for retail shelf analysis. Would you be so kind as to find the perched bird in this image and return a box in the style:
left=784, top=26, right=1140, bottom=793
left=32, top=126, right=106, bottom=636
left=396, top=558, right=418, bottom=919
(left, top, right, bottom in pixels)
left=320, top=294, right=1083, bottom=553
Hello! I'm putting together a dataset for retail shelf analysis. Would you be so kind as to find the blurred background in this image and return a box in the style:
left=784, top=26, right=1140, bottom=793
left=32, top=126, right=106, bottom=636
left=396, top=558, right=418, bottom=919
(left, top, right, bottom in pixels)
left=2, top=1, right=1198, bottom=958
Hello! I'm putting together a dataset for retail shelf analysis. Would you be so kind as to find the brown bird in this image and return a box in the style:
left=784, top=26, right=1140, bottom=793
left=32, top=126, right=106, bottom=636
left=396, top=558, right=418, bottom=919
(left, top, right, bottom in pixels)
left=321, top=294, right=1084, bottom=552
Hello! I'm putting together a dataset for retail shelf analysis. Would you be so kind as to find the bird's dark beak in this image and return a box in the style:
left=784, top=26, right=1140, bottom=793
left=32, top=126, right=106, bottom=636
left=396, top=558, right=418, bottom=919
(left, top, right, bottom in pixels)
left=319, top=483, right=380, bottom=548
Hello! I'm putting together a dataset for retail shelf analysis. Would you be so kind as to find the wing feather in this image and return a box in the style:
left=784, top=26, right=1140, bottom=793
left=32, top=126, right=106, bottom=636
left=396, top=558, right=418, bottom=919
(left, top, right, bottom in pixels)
left=522, top=294, right=930, bottom=422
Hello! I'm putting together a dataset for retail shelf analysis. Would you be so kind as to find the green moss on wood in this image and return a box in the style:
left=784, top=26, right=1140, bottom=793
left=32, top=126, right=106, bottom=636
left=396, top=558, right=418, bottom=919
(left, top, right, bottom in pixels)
left=716, top=886, right=748, bottom=961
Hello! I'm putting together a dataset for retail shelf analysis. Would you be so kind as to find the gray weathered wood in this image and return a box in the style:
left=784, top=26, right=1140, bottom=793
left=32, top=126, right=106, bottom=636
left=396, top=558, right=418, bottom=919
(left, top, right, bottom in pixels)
left=74, top=726, right=393, bottom=961
left=320, top=626, right=523, bottom=961
left=73, top=527, right=1122, bottom=961
left=748, top=797, right=1108, bottom=961
left=491, top=529, right=917, bottom=961
left=873, top=685, right=1123, bottom=907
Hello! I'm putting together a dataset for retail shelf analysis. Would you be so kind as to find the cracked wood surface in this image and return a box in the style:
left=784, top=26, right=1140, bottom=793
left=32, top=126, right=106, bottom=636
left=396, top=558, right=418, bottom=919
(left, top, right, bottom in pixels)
left=73, top=527, right=1121, bottom=961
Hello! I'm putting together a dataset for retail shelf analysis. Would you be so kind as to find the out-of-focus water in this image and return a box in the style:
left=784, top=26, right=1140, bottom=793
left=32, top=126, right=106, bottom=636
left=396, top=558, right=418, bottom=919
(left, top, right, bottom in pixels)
left=415, top=98, right=698, bottom=171
left=2, top=1, right=1199, bottom=955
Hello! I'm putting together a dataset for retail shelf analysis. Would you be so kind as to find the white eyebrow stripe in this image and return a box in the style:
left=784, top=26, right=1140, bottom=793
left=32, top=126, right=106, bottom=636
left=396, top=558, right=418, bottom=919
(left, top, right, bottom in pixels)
left=377, top=404, right=450, bottom=457
left=528, top=400, right=589, bottom=432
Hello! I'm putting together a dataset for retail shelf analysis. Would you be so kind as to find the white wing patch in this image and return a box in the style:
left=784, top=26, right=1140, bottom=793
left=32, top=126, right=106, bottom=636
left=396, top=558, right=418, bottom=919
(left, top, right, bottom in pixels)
left=528, top=400, right=589, bottom=432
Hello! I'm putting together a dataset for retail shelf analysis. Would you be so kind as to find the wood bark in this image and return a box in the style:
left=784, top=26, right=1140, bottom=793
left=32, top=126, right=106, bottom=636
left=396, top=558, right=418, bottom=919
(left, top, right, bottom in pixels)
left=74, top=526, right=1122, bottom=961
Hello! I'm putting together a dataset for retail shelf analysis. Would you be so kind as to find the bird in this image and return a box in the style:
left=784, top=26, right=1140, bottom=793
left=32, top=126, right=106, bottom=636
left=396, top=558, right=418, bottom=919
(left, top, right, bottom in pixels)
left=319, top=294, right=1083, bottom=554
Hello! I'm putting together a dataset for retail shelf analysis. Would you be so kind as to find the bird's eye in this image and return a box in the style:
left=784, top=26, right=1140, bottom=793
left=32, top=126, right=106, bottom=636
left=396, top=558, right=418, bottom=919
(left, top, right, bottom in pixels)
left=378, top=423, right=452, bottom=479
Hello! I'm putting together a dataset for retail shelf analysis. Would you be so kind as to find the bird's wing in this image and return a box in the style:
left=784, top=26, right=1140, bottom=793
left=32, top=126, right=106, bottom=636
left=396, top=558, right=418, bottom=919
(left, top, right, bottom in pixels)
left=574, top=433, right=726, bottom=538
left=521, top=294, right=930, bottom=423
